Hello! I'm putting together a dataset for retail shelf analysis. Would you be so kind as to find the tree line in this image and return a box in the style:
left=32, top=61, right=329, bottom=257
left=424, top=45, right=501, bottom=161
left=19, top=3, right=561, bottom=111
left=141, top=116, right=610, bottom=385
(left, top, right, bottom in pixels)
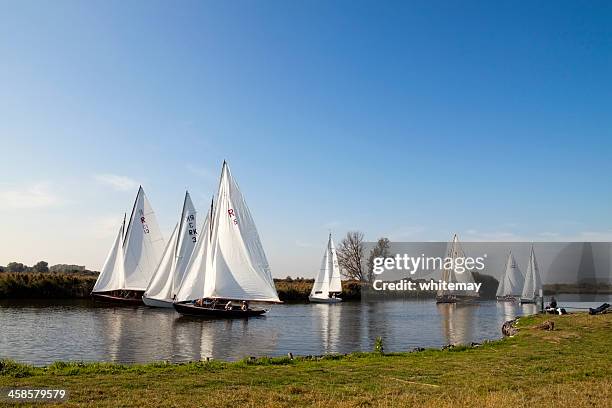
left=0, top=262, right=95, bottom=275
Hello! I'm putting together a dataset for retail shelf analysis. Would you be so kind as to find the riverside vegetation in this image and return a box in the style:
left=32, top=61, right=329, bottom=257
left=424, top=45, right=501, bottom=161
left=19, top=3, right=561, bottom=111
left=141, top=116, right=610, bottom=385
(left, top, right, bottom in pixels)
left=3, top=270, right=603, bottom=301
left=0, top=273, right=361, bottom=302
left=0, top=313, right=610, bottom=407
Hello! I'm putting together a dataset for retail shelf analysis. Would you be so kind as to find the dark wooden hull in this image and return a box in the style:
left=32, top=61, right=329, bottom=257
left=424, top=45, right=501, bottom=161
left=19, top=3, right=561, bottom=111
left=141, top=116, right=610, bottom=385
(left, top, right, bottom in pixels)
left=92, top=291, right=145, bottom=306
left=173, top=302, right=267, bottom=318
left=436, top=295, right=478, bottom=304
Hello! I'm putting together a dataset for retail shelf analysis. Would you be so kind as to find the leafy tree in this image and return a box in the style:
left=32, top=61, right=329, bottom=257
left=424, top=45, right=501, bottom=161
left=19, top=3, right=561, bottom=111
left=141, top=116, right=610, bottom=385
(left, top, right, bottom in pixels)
left=6, top=262, right=26, bottom=273
left=33, top=261, right=49, bottom=273
left=337, top=231, right=366, bottom=281
left=0, top=266, right=5, bottom=273
left=367, top=237, right=391, bottom=283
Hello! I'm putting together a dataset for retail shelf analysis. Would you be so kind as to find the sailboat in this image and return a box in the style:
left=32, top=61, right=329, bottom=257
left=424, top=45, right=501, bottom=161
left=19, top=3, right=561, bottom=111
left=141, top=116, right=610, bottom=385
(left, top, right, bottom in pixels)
left=496, top=251, right=525, bottom=301
left=92, top=186, right=165, bottom=305
left=520, top=245, right=542, bottom=304
left=174, top=161, right=281, bottom=318
left=309, top=234, right=343, bottom=303
left=436, top=234, right=480, bottom=304
left=143, top=191, right=198, bottom=308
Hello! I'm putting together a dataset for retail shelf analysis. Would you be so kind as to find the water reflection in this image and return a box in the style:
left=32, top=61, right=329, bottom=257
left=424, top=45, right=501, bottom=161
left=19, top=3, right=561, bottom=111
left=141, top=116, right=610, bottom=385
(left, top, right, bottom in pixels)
left=0, top=298, right=608, bottom=366
left=312, top=304, right=342, bottom=353
left=172, top=316, right=279, bottom=361
left=437, top=303, right=479, bottom=345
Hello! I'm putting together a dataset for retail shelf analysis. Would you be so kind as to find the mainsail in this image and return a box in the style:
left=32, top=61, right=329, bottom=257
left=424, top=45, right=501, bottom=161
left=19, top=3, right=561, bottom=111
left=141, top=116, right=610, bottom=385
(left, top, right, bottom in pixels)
left=92, top=217, right=126, bottom=293
left=521, top=245, right=542, bottom=301
left=122, top=186, right=165, bottom=290
left=437, top=234, right=479, bottom=298
left=310, top=234, right=342, bottom=298
left=93, top=186, right=165, bottom=295
left=497, top=252, right=524, bottom=298
left=175, top=200, right=212, bottom=302
left=143, top=223, right=179, bottom=301
left=176, top=162, right=280, bottom=304
left=144, top=191, right=198, bottom=302
left=205, top=162, right=280, bottom=302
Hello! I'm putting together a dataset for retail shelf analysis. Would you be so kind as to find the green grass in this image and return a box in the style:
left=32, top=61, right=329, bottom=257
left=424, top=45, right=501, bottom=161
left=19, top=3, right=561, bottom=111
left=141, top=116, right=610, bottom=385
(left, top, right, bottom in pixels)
left=1, top=313, right=610, bottom=407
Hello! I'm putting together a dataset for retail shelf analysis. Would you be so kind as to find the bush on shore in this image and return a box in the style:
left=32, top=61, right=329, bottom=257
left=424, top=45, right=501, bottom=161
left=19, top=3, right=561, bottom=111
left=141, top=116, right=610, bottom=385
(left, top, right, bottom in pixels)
left=0, top=273, right=96, bottom=299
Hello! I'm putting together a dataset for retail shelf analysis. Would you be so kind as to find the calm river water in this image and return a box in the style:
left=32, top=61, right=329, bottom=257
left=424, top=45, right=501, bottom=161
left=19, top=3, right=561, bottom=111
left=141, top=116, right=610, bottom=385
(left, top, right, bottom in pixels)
left=0, top=296, right=608, bottom=366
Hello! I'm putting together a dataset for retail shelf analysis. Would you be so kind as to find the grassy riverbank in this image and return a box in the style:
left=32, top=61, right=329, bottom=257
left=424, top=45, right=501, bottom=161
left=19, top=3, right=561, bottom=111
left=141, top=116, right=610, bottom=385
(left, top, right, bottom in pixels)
left=1, top=313, right=610, bottom=407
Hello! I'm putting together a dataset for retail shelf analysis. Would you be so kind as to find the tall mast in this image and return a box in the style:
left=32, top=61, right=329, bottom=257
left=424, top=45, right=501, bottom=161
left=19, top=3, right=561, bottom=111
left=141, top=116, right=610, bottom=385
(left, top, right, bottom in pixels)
left=123, top=186, right=142, bottom=247
left=175, top=191, right=189, bottom=258
left=209, top=196, right=214, bottom=236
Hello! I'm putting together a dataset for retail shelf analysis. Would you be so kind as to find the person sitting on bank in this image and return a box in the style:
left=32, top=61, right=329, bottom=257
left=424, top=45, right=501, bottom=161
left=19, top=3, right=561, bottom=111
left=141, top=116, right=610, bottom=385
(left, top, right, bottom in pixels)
left=241, top=301, right=248, bottom=311
left=225, top=301, right=233, bottom=310
left=550, top=296, right=557, bottom=309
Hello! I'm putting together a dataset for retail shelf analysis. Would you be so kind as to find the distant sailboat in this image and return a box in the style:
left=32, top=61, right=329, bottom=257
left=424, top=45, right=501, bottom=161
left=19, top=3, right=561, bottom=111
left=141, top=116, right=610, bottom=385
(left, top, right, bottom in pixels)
left=92, top=186, right=165, bottom=305
left=436, top=234, right=479, bottom=304
left=309, top=234, right=343, bottom=303
left=496, top=251, right=525, bottom=302
left=174, top=161, right=281, bottom=318
left=143, top=191, right=198, bottom=308
left=520, top=245, right=542, bottom=304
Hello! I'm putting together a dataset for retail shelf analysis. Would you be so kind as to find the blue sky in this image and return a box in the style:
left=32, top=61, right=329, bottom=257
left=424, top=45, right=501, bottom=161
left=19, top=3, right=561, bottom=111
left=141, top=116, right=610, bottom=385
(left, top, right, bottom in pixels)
left=1, top=1, right=611, bottom=277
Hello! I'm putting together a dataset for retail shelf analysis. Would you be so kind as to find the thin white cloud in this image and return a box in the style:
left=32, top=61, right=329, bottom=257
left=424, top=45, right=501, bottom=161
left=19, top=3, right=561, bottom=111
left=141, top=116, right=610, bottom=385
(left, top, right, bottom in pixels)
left=573, top=231, right=612, bottom=241
left=0, top=182, right=62, bottom=210
left=462, top=229, right=612, bottom=242
left=461, top=230, right=528, bottom=241
left=89, top=215, right=125, bottom=239
left=185, top=164, right=216, bottom=181
left=94, top=174, right=138, bottom=191
left=322, top=220, right=341, bottom=230
left=387, top=226, right=426, bottom=240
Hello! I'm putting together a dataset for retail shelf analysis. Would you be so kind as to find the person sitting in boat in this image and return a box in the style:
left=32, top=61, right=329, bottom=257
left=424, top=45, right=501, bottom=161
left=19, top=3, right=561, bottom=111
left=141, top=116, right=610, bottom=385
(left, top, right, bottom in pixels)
left=241, top=301, right=248, bottom=311
left=195, top=298, right=204, bottom=307
left=225, top=300, right=233, bottom=310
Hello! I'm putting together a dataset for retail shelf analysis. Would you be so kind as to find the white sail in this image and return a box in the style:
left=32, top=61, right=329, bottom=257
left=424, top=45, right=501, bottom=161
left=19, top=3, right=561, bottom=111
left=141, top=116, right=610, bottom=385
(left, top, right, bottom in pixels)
left=495, top=272, right=505, bottom=297
left=172, top=192, right=198, bottom=296
left=123, top=187, right=165, bottom=290
left=310, top=234, right=342, bottom=298
left=175, top=202, right=212, bottom=302
left=438, top=234, right=478, bottom=297
left=521, top=245, right=542, bottom=300
left=498, top=252, right=524, bottom=297
left=205, top=162, right=280, bottom=302
left=92, top=219, right=126, bottom=293
left=328, top=235, right=342, bottom=293
left=311, top=240, right=331, bottom=298
left=143, top=223, right=179, bottom=301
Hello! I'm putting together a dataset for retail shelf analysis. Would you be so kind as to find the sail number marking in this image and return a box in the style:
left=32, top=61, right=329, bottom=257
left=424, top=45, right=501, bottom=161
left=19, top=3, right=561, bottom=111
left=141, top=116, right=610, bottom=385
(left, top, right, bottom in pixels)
left=139, top=209, right=150, bottom=234
left=228, top=208, right=238, bottom=225
left=186, top=214, right=197, bottom=242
